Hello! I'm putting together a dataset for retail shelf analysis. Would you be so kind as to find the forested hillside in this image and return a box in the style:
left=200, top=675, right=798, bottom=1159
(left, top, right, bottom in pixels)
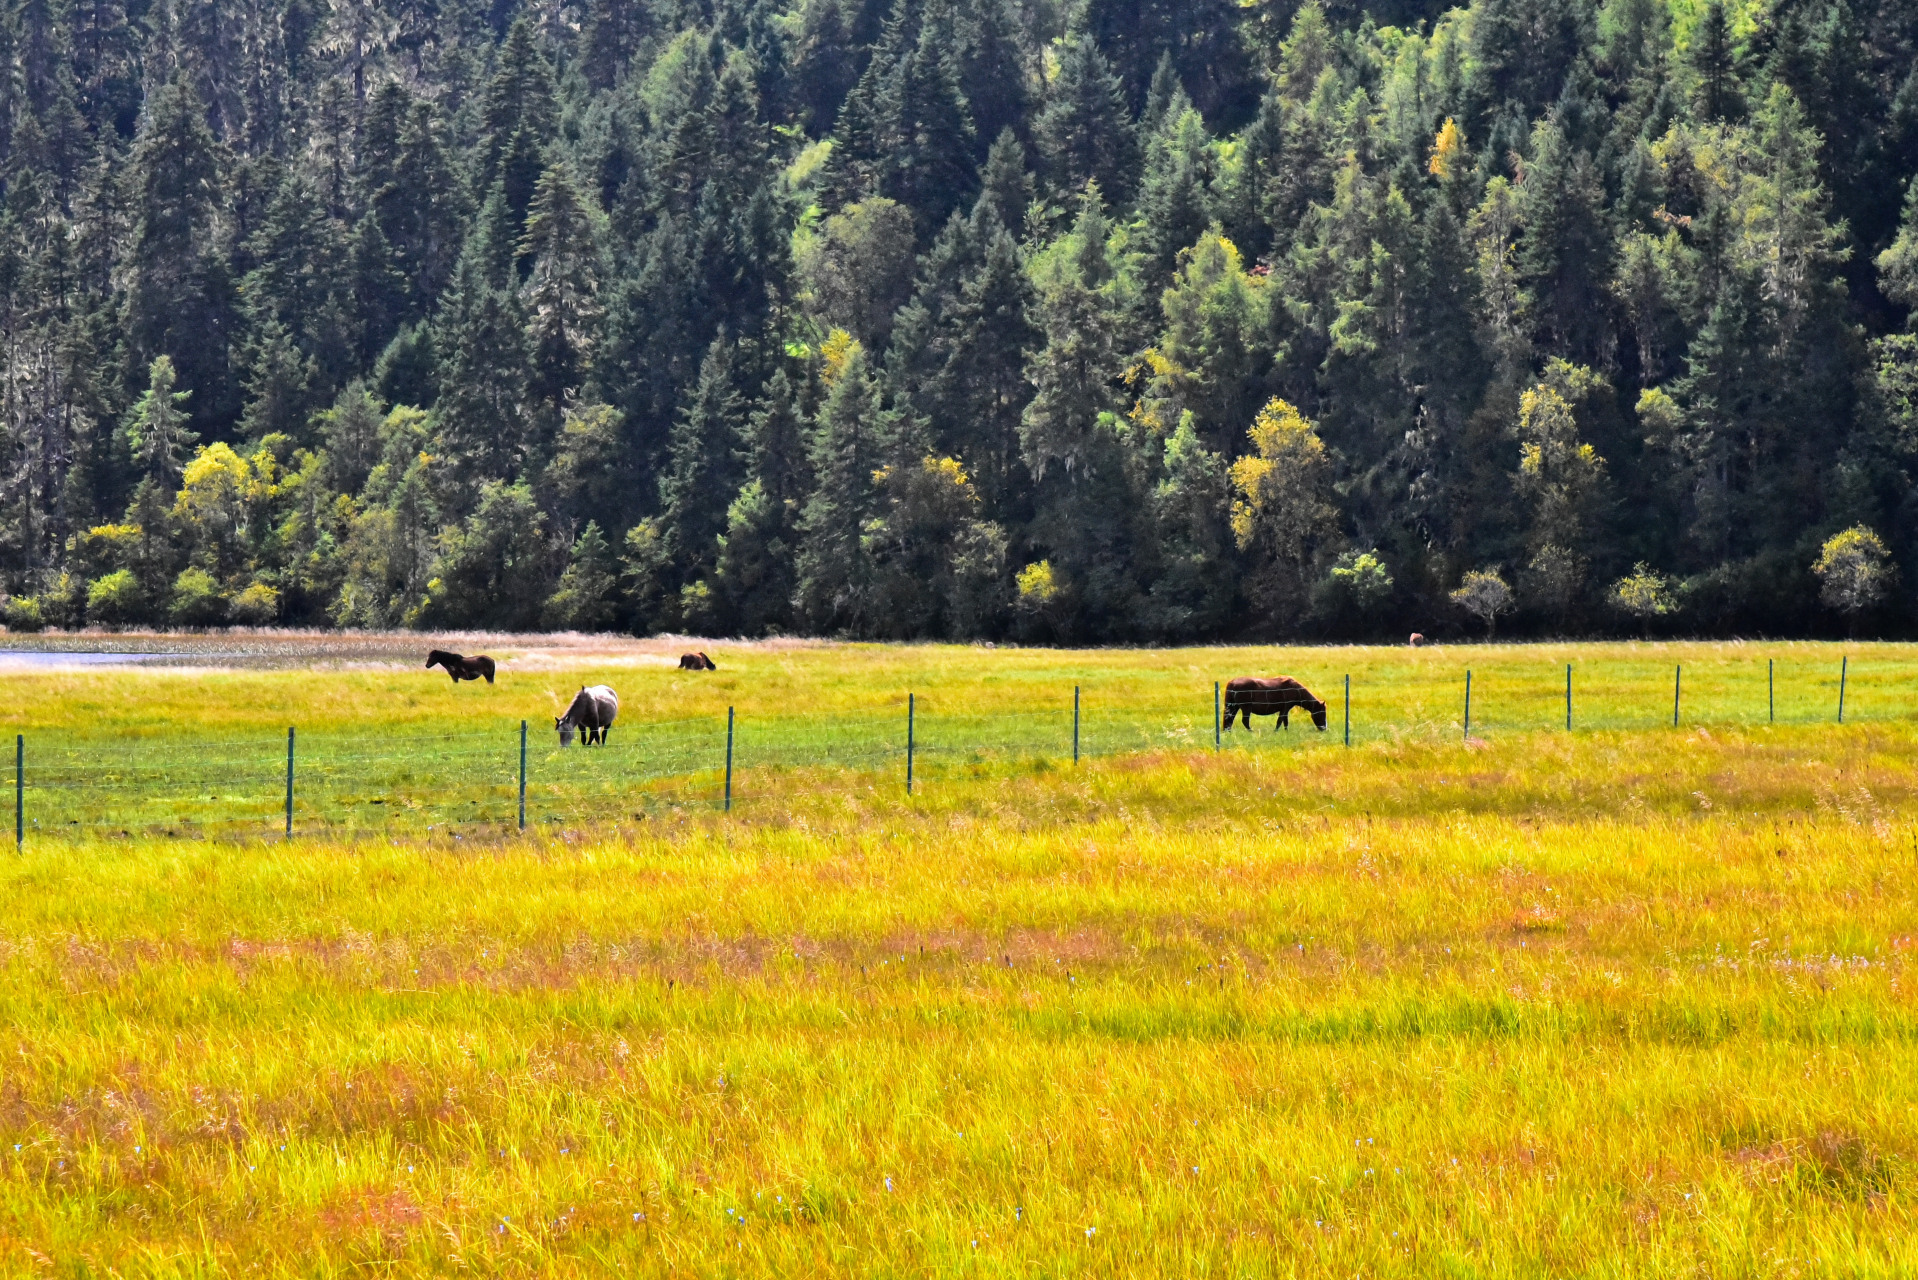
left=2, top=0, right=1916, bottom=640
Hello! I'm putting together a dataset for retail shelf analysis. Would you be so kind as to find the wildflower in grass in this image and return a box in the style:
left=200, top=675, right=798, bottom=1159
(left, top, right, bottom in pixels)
left=885, top=1176, right=893, bottom=1191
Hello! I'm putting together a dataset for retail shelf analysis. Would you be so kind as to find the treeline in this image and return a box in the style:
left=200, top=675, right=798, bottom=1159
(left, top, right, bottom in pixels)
left=3, top=0, right=1918, bottom=640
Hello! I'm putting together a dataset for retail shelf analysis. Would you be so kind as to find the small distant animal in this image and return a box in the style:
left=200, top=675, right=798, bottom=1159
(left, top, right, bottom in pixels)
left=426, top=650, right=495, bottom=683
left=557, top=684, right=619, bottom=746
left=1409, top=632, right=1426, bottom=647
left=1223, top=676, right=1328, bottom=732
left=678, top=652, right=717, bottom=671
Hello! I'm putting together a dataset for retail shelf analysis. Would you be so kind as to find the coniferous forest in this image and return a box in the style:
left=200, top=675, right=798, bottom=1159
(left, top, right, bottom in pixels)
left=2, top=0, right=1918, bottom=640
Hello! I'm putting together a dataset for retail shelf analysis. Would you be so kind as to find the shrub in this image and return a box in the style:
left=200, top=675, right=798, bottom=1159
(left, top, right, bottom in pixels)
left=86, top=570, right=144, bottom=627
left=170, top=568, right=226, bottom=627
left=228, top=581, right=281, bottom=626
left=2, top=596, right=44, bottom=632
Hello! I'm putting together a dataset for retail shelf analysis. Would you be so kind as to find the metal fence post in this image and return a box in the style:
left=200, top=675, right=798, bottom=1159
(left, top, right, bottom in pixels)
left=1566, top=664, right=1572, bottom=732
left=1214, top=682, right=1220, bottom=749
left=1343, top=675, right=1350, bottom=747
left=14, top=734, right=20, bottom=850
left=1673, top=666, right=1681, bottom=728
left=906, top=693, right=915, bottom=796
left=1839, top=656, right=1848, bottom=724
left=285, top=727, right=295, bottom=837
left=1769, top=659, right=1775, bottom=724
left=518, top=720, right=527, bottom=831
left=1073, top=686, right=1080, bottom=764
left=725, top=707, right=735, bottom=811
left=1463, top=670, right=1472, bottom=740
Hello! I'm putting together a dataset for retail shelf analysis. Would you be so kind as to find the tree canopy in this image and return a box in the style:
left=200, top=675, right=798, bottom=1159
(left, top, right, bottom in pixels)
left=3, top=0, right=1918, bottom=639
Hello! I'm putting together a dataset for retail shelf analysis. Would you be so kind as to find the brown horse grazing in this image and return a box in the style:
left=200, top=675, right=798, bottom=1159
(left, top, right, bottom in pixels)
left=678, top=652, right=717, bottom=671
left=426, top=650, right=495, bottom=683
left=1223, top=676, right=1328, bottom=731
left=1409, top=632, right=1426, bottom=647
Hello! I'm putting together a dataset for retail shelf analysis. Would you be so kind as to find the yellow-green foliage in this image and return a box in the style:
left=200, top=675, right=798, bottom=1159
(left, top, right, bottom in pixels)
left=0, top=642, right=1913, bottom=1274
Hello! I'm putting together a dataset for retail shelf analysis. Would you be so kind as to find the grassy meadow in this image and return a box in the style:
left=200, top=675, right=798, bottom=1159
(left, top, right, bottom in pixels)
left=0, top=637, right=1914, bottom=1274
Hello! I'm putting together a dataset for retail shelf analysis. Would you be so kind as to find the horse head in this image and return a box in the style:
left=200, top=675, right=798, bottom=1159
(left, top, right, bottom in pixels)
left=555, top=713, right=575, bottom=747
left=1308, top=699, right=1329, bottom=731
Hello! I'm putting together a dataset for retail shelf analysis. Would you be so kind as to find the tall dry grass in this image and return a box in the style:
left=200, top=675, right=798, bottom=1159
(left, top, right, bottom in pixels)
left=0, top=643, right=1912, bottom=1274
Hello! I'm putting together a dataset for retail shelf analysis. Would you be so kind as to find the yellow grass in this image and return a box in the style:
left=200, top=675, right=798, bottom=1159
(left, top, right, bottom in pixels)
left=0, top=638, right=1912, bottom=1275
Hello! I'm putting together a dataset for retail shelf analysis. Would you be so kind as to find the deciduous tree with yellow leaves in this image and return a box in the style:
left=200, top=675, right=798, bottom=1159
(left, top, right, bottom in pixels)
left=1229, top=397, right=1338, bottom=628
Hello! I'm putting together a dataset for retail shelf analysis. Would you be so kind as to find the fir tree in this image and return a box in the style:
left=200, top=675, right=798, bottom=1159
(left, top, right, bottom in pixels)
left=124, top=74, right=237, bottom=434
left=122, top=354, right=197, bottom=487
left=1033, top=33, right=1137, bottom=204
left=794, top=344, right=891, bottom=630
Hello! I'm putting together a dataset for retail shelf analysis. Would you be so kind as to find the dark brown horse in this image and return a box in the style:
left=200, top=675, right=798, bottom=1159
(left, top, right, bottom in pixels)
left=1223, top=676, right=1328, bottom=731
left=678, top=652, right=717, bottom=670
left=426, top=650, right=495, bottom=683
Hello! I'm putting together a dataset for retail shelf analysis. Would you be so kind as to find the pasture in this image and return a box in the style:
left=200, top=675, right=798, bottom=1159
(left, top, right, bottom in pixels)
left=0, top=637, right=1914, bottom=1275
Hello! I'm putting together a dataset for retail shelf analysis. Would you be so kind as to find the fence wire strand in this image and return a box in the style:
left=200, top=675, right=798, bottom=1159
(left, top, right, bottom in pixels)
left=2, top=659, right=1902, bottom=839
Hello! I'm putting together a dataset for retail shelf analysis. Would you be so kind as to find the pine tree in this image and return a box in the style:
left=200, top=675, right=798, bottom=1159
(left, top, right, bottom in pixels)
left=657, top=336, right=746, bottom=600
left=974, top=129, right=1035, bottom=234
left=713, top=370, right=811, bottom=633
left=581, top=0, right=644, bottom=90
left=1687, top=0, right=1740, bottom=123
left=923, top=224, right=1038, bottom=515
left=123, top=354, right=197, bottom=487
left=1134, top=87, right=1213, bottom=289
left=544, top=520, right=620, bottom=629
left=124, top=74, right=237, bottom=434
left=1514, top=119, right=1614, bottom=365
left=478, top=18, right=560, bottom=199
left=431, top=255, right=530, bottom=486
left=952, top=0, right=1026, bottom=161
left=376, top=99, right=467, bottom=317
left=1033, top=33, right=1137, bottom=204
left=1021, top=189, right=1128, bottom=481
left=880, top=0, right=978, bottom=229
left=794, top=344, right=891, bottom=630
left=1080, top=0, right=1255, bottom=126
left=518, top=164, right=605, bottom=426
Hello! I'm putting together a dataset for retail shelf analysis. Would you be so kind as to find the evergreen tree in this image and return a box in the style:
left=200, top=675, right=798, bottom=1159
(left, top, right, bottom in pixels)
left=478, top=18, right=560, bottom=201
left=544, top=520, right=620, bottom=629
left=431, top=254, right=530, bottom=486
left=123, top=354, right=197, bottom=487
left=1134, top=88, right=1214, bottom=289
left=713, top=369, right=810, bottom=633
left=124, top=75, right=237, bottom=434
left=518, top=164, right=606, bottom=429
left=1080, top=0, right=1256, bottom=127
left=1033, top=34, right=1137, bottom=204
left=1514, top=119, right=1614, bottom=365
left=656, top=336, right=746, bottom=615
left=1687, top=0, right=1740, bottom=123
left=794, top=344, right=891, bottom=630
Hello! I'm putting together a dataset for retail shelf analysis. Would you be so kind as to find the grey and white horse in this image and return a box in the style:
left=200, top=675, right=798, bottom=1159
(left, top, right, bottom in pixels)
left=556, top=685, right=619, bottom=746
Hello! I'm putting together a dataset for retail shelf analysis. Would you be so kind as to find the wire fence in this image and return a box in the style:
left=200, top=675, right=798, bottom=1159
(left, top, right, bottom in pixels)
left=3, top=655, right=1901, bottom=842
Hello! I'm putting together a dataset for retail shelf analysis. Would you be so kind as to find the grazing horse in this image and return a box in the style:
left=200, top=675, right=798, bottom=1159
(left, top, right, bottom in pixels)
left=678, top=652, right=717, bottom=670
left=1409, top=633, right=1426, bottom=647
left=426, top=650, right=495, bottom=683
left=557, top=685, right=619, bottom=746
left=1223, top=676, right=1328, bottom=731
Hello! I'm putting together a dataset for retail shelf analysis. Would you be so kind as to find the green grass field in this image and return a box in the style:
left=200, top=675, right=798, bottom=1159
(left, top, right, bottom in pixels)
left=0, top=637, right=1905, bottom=835
left=0, top=638, right=1914, bottom=1275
